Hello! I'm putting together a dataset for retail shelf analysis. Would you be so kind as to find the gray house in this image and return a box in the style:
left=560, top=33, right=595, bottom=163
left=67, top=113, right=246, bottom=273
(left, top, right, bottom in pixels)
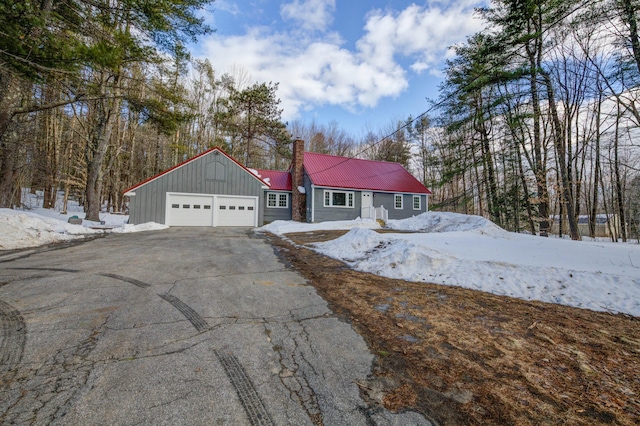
left=124, top=140, right=431, bottom=227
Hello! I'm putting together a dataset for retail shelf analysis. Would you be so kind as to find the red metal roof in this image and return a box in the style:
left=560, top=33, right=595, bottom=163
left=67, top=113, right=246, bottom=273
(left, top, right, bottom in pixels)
left=303, top=152, right=431, bottom=194
left=257, top=170, right=291, bottom=191
left=123, top=146, right=430, bottom=196
left=123, top=147, right=269, bottom=194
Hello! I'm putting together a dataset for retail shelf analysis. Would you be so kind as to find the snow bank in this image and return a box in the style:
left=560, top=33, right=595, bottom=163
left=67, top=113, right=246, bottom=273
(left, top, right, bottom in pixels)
left=111, top=222, right=169, bottom=233
left=0, top=207, right=166, bottom=251
left=0, top=209, right=101, bottom=250
left=259, top=218, right=381, bottom=236
left=312, top=213, right=640, bottom=317
left=387, top=211, right=510, bottom=238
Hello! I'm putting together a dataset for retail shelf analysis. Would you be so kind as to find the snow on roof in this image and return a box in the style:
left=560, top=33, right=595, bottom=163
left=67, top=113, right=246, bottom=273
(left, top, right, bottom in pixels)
left=303, top=152, right=431, bottom=194
left=257, top=169, right=291, bottom=191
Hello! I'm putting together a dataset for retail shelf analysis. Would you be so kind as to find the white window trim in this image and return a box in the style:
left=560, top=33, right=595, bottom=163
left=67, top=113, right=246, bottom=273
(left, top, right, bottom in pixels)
left=323, top=190, right=354, bottom=208
left=413, top=195, right=421, bottom=210
left=394, top=194, right=403, bottom=209
left=267, top=192, right=289, bottom=209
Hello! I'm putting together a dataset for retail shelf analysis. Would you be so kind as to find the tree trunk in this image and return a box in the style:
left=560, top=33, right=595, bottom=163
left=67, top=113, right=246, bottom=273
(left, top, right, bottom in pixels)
left=526, top=29, right=551, bottom=237
left=0, top=72, right=22, bottom=208
left=84, top=85, right=121, bottom=222
left=621, top=0, right=640, bottom=74
left=613, top=103, right=628, bottom=242
left=542, top=70, right=580, bottom=240
left=590, top=94, right=602, bottom=238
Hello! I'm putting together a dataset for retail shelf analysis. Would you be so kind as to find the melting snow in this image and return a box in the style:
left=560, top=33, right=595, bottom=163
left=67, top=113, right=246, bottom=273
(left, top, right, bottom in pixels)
left=263, top=212, right=640, bottom=317
left=0, top=190, right=168, bottom=250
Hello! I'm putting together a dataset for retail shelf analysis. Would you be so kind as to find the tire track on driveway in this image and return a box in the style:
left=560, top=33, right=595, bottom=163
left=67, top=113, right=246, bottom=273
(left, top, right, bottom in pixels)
left=159, top=294, right=210, bottom=332
left=98, top=272, right=151, bottom=288
left=214, top=350, right=274, bottom=426
left=0, top=300, right=26, bottom=388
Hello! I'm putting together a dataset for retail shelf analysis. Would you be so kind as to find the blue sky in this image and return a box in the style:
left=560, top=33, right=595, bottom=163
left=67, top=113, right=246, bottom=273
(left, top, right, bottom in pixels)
left=195, top=0, right=487, bottom=136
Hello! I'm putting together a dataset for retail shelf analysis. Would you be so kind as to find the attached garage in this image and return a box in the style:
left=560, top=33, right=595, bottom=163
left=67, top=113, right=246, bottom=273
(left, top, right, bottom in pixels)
left=165, top=193, right=258, bottom=227
left=125, top=148, right=268, bottom=227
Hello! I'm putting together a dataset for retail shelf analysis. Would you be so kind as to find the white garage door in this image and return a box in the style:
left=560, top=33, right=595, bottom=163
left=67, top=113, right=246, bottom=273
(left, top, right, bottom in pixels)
left=166, top=194, right=214, bottom=227
left=216, top=196, right=257, bottom=227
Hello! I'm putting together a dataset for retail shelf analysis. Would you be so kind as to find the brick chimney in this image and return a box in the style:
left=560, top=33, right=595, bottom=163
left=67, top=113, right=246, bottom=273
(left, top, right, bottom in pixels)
left=291, top=139, right=306, bottom=222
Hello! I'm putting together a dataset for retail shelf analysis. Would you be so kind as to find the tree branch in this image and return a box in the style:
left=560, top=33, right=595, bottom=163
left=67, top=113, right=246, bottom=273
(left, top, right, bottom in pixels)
left=11, top=93, right=125, bottom=116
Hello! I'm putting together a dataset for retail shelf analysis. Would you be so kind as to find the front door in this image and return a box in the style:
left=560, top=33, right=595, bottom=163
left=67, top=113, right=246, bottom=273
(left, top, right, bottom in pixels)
left=361, top=192, right=373, bottom=219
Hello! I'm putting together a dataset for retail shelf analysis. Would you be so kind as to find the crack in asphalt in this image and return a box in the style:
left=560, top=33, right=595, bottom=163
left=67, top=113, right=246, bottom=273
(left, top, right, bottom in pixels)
left=0, top=315, right=108, bottom=424
left=266, top=321, right=324, bottom=426
left=0, top=244, right=383, bottom=425
left=165, top=268, right=294, bottom=285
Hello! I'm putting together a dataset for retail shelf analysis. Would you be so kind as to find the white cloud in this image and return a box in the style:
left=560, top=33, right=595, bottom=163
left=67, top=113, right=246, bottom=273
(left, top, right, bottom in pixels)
left=280, top=0, right=336, bottom=32
left=200, top=2, right=485, bottom=121
left=360, top=3, right=486, bottom=75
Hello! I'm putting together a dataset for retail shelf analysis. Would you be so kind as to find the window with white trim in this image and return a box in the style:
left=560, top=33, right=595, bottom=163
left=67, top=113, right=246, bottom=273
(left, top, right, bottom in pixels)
left=323, top=190, right=354, bottom=208
left=413, top=195, right=421, bottom=210
left=267, top=192, right=289, bottom=208
left=394, top=194, right=403, bottom=209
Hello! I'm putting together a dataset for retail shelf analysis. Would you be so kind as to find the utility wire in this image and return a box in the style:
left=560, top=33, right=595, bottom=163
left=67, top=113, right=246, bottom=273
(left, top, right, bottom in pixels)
left=303, top=0, right=594, bottom=179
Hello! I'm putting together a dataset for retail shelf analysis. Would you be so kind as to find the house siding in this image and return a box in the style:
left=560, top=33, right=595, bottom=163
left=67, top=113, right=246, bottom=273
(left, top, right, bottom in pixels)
left=375, top=193, right=427, bottom=220
left=308, top=188, right=428, bottom=223
left=311, top=186, right=362, bottom=222
left=127, top=151, right=265, bottom=225
left=263, top=191, right=293, bottom=223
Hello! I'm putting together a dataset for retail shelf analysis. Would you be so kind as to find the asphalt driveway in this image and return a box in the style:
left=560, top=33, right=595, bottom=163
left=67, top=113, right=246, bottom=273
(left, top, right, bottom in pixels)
left=0, top=228, right=428, bottom=425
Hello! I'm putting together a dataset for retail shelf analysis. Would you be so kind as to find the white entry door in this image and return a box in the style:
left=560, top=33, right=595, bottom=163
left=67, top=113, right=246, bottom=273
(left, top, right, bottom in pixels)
left=361, top=192, right=373, bottom=219
left=166, top=194, right=214, bottom=226
left=215, top=196, right=258, bottom=227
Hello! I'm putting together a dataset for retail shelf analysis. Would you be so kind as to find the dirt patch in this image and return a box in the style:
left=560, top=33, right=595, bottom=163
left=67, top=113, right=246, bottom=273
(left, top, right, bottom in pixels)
left=268, top=231, right=640, bottom=426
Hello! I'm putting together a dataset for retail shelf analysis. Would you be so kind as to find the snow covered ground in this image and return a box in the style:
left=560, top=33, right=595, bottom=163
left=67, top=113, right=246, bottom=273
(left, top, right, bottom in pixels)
left=3, top=189, right=639, bottom=317
left=0, top=190, right=167, bottom=250
left=262, top=212, right=640, bottom=317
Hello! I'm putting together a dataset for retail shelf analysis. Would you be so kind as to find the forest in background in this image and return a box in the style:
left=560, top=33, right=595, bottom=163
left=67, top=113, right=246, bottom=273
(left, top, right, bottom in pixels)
left=427, top=0, right=640, bottom=242
left=0, top=0, right=638, bottom=241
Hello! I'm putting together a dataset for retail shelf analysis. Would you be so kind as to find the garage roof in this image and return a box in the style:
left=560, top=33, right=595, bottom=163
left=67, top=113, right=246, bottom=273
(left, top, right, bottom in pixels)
left=123, top=148, right=269, bottom=195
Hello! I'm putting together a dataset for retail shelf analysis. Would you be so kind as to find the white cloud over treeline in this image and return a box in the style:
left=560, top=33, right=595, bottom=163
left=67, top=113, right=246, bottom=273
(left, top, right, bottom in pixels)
left=200, top=0, right=486, bottom=120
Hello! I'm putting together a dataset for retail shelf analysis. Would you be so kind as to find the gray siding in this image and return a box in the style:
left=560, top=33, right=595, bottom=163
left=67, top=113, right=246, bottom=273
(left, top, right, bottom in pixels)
left=374, top=193, right=427, bottom=220
left=263, top=191, right=292, bottom=223
left=309, top=187, right=428, bottom=223
left=128, top=151, right=265, bottom=225
left=311, top=187, right=362, bottom=222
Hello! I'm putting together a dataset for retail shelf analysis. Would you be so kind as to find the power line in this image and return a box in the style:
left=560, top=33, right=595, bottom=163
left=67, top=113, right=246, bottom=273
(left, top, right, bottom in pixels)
left=304, top=0, right=594, bottom=178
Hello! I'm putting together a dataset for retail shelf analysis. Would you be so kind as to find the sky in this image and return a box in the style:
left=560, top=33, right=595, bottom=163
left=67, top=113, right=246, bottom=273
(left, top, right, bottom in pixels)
left=194, top=0, right=488, bottom=136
